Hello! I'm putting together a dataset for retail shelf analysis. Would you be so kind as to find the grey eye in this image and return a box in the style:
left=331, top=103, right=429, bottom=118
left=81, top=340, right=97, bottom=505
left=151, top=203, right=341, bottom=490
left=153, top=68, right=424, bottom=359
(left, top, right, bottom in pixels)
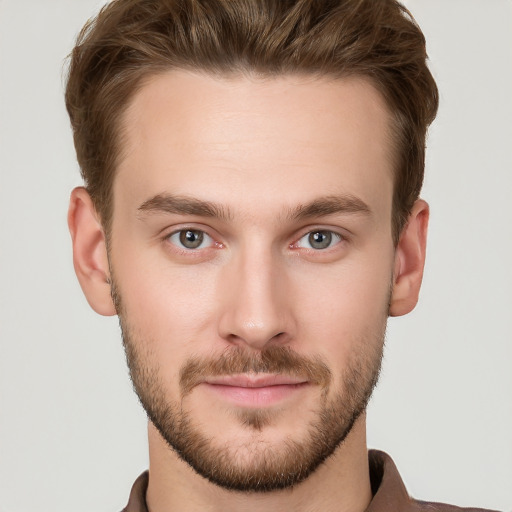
left=180, top=230, right=204, bottom=249
left=296, top=230, right=342, bottom=250
left=168, top=229, right=211, bottom=250
left=308, top=231, right=333, bottom=249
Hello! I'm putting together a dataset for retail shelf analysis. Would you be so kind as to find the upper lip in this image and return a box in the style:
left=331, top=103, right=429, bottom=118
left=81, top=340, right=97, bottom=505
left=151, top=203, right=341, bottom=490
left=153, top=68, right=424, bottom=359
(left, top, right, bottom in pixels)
left=203, top=374, right=308, bottom=388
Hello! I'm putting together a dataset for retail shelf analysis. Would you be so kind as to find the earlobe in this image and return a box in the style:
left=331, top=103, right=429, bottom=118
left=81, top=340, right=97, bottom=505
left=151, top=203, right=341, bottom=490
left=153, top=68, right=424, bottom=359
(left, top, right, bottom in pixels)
left=68, top=187, right=116, bottom=316
left=389, top=199, right=429, bottom=317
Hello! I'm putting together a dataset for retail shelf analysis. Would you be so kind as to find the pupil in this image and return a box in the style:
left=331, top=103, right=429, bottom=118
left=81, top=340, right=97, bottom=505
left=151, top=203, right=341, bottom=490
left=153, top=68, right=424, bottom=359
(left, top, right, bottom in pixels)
left=309, top=231, right=331, bottom=249
left=180, top=230, right=203, bottom=249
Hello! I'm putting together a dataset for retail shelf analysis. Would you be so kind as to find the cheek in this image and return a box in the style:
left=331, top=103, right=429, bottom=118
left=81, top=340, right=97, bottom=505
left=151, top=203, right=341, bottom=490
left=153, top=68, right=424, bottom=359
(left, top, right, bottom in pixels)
left=291, top=252, right=392, bottom=364
left=112, top=245, right=222, bottom=371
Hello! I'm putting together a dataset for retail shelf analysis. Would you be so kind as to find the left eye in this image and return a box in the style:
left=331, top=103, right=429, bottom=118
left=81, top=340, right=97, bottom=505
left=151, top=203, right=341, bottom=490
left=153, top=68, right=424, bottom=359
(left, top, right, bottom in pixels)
left=296, top=230, right=342, bottom=250
left=168, top=229, right=213, bottom=250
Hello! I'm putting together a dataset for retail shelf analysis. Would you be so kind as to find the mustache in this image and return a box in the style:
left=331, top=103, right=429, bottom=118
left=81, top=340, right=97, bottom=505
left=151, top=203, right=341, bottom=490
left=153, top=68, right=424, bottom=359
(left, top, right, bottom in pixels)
left=180, top=345, right=332, bottom=397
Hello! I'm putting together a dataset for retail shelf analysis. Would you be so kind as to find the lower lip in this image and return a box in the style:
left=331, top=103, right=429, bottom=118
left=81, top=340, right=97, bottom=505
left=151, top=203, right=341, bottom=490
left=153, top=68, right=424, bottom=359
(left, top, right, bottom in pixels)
left=202, top=382, right=309, bottom=407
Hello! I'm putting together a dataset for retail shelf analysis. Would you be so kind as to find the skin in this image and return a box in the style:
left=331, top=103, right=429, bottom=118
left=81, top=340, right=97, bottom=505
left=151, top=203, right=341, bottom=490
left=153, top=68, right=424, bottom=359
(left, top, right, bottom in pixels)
left=68, top=71, right=428, bottom=512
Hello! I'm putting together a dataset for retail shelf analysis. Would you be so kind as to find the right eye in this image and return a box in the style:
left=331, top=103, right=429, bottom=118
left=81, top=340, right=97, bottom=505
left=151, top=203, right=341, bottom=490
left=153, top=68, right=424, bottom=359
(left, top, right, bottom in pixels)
left=167, top=229, right=214, bottom=250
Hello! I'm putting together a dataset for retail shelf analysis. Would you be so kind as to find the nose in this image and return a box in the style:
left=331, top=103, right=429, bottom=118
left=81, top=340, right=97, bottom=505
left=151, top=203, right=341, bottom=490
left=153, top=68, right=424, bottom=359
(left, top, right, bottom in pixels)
left=217, top=245, right=294, bottom=350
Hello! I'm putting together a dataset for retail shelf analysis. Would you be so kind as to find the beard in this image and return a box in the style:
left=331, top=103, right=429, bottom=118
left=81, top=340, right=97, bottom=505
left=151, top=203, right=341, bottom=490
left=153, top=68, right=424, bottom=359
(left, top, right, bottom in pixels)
left=112, top=283, right=386, bottom=493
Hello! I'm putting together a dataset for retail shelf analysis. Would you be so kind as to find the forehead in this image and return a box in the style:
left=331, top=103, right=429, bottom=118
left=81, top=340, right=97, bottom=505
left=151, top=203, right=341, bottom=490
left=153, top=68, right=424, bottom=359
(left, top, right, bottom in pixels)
left=115, top=70, right=394, bottom=219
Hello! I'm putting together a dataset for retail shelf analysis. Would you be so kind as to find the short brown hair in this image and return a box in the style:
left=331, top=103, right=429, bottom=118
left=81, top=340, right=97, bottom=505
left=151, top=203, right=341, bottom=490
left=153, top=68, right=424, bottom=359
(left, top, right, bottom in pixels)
left=65, top=0, right=438, bottom=243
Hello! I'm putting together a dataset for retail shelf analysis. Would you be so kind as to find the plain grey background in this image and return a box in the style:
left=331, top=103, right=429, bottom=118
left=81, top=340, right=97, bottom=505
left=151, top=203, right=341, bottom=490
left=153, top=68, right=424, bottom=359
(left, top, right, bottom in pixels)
left=0, top=0, right=511, bottom=510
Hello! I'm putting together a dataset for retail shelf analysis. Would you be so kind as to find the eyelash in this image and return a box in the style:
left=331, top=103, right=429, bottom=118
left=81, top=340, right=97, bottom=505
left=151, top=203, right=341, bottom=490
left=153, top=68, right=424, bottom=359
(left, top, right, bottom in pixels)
left=292, top=229, right=345, bottom=251
left=165, top=228, right=219, bottom=252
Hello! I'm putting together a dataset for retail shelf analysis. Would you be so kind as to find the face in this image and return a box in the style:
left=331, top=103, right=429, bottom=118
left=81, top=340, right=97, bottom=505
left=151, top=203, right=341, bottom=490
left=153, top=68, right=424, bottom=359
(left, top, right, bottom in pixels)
left=108, top=71, right=396, bottom=491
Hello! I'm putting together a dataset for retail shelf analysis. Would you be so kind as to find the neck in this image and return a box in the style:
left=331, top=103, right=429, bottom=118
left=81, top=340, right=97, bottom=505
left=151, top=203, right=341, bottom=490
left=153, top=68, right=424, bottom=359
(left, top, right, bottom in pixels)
left=146, top=414, right=372, bottom=512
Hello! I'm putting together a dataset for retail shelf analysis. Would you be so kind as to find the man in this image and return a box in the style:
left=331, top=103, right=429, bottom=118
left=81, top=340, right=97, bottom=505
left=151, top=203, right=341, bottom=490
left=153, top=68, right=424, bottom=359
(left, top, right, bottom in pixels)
left=65, top=1, right=496, bottom=510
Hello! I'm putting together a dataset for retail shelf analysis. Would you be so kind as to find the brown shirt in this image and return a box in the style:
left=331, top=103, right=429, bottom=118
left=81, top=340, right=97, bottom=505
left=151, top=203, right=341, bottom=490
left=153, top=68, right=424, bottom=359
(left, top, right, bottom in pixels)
left=121, top=450, right=498, bottom=512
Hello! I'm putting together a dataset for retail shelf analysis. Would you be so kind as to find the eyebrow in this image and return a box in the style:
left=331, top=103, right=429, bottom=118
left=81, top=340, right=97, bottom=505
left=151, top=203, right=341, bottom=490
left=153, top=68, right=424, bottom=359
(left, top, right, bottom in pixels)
left=138, top=194, right=233, bottom=220
left=287, top=195, right=372, bottom=221
left=137, top=193, right=371, bottom=221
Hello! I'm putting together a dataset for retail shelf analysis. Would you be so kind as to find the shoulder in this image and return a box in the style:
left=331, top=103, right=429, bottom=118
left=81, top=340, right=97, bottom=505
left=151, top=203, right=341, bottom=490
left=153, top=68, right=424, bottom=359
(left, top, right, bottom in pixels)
left=412, top=500, right=500, bottom=512
left=121, top=471, right=149, bottom=512
left=368, top=450, right=500, bottom=512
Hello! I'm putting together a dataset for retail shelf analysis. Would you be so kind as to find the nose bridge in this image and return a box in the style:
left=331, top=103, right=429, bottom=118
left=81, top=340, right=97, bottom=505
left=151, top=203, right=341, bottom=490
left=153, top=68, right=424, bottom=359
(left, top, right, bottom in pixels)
left=218, top=239, right=290, bottom=349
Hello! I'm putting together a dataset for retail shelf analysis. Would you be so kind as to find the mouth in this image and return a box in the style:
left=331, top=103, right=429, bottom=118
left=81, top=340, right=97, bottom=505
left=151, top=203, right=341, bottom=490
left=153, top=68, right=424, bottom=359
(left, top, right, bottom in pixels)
left=200, top=374, right=310, bottom=407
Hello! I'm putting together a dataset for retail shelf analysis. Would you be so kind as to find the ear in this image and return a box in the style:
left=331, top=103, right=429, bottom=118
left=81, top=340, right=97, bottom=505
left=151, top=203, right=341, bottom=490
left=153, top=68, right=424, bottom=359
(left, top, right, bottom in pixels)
left=389, top=199, right=429, bottom=317
left=68, top=187, right=116, bottom=316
